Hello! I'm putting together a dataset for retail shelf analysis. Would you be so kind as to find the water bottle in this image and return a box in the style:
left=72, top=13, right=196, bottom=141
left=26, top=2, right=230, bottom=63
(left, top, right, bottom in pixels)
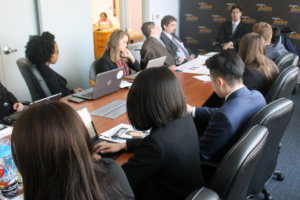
left=0, top=139, right=18, bottom=198
left=175, top=50, right=182, bottom=65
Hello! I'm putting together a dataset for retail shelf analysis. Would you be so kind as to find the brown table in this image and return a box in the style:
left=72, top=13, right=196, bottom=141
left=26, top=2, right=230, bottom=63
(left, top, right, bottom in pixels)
left=60, top=71, right=213, bottom=165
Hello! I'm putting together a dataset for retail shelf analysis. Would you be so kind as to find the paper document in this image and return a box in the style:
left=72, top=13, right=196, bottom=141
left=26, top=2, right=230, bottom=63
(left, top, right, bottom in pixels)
left=177, top=56, right=210, bottom=75
left=193, top=75, right=211, bottom=82
left=99, top=123, right=150, bottom=143
left=0, top=125, right=13, bottom=139
left=120, top=80, right=132, bottom=88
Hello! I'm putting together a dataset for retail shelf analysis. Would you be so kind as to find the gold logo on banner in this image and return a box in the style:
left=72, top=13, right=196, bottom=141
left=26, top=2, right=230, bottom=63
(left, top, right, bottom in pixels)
left=273, top=18, right=288, bottom=25
left=257, top=4, right=273, bottom=12
left=185, top=37, right=199, bottom=44
left=185, top=14, right=199, bottom=21
left=198, top=26, right=212, bottom=33
left=212, top=16, right=226, bottom=22
left=199, top=3, right=213, bottom=10
left=289, top=5, right=300, bottom=13
left=288, top=32, right=300, bottom=40
left=241, top=17, right=256, bottom=24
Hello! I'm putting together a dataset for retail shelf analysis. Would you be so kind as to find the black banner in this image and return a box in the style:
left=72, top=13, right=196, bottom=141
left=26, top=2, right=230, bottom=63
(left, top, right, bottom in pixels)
left=180, top=0, right=300, bottom=57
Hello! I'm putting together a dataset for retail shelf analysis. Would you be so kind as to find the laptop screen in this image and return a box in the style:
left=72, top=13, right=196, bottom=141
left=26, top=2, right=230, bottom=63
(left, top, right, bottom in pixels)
left=77, top=107, right=98, bottom=138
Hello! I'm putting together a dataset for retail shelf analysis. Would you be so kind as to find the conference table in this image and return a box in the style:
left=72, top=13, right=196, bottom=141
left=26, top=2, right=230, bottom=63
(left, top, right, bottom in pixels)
left=60, top=70, right=214, bottom=165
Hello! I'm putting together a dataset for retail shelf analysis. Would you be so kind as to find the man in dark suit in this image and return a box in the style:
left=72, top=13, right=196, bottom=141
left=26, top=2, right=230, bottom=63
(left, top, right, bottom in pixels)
left=140, top=22, right=176, bottom=70
left=216, top=5, right=250, bottom=51
left=187, top=51, right=266, bottom=161
left=160, top=15, right=195, bottom=64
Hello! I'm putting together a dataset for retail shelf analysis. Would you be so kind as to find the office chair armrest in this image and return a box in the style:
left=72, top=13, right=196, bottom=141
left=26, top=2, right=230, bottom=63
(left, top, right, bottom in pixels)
left=201, top=159, right=220, bottom=184
left=186, top=187, right=220, bottom=200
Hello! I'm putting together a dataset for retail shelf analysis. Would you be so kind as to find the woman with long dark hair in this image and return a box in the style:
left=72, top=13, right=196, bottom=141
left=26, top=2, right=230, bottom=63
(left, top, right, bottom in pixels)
left=239, top=32, right=279, bottom=95
left=11, top=102, right=133, bottom=200
left=95, top=67, right=204, bottom=200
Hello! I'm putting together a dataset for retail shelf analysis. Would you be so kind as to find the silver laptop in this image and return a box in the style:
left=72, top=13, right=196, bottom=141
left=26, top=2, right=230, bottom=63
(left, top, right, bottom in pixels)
left=73, top=68, right=123, bottom=100
left=77, top=107, right=100, bottom=144
left=125, top=56, right=166, bottom=79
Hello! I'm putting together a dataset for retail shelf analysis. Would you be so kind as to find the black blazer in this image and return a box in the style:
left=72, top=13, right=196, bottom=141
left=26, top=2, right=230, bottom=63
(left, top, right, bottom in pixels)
left=160, top=32, right=194, bottom=59
left=94, top=52, right=141, bottom=75
left=216, top=21, right=251, bottom=50
left=0, top=83, right=18, bottom=120
left=122, top=115, right=204, bottom=200
left=96, top=158, right=134, bottom=200
left=37, top=65, right=73, bottom=97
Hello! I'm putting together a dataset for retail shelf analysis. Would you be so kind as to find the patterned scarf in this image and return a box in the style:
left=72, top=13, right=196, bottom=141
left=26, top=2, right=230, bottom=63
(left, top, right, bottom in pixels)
left=116, top=58, right=130, bottom=76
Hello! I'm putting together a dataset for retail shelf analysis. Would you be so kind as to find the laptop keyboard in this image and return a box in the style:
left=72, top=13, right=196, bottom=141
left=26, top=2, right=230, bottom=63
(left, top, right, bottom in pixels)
left=82, top=92, right=93, bottom=98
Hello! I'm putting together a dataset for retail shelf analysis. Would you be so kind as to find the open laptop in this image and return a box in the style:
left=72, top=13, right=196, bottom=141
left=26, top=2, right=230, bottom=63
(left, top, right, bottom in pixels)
left=2, top=93, right=62, bottom=124
left=125, top=56, right=166, bottom=79
left=77, top=107, right=100, bottom=144
left=77, top=107, right=123, bottom=159
left=73, top=68, right=123, bottom=100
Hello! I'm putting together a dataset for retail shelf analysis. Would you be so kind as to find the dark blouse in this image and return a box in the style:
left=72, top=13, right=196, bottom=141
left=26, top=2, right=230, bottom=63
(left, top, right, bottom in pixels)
left=96, top=158, right=134, bottom=200
left=37, top=65, right=73, bottom=97
left=0, top=83, right=18, bottom=120
left=243, top=58, right=279, bottom=96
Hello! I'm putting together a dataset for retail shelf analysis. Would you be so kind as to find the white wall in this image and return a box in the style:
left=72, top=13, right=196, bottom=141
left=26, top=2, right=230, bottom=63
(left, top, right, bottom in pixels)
left=145, top=0, right=180, bottom=35
left=39, top=0, right=94, bottom=90
left=91, top=0, right=114, bottom=24
left=128, top=0, right=142, bottom=34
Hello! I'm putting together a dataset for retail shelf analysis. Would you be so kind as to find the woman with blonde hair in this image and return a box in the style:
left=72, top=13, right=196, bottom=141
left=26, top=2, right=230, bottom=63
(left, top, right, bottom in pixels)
left=94, top=30, right=140, bottom=77
left=239, top=32, right=279, bottom=95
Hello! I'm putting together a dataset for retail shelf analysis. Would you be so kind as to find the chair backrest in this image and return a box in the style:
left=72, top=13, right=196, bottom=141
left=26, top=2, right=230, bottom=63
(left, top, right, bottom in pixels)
left=274, top=52, right=296, bottom=72
left=292, top=55, right=299, bottom=66
left=89, top=60, right=97, bottom=86
left=208, top=125, right=269, bottom=200
left=265, top=65, right=299, bottom=103
left=16, top=58, right=52, bottom=101
left=128, top=42, right=143, bottom=64
left=244, top=98, right=294, bottom=195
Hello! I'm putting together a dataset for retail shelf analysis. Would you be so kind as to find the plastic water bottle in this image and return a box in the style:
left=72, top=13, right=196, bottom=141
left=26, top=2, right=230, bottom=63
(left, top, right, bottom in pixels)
left=0, top=139, right=18, bottom=198
left=175, top=50, right=182, bottom=65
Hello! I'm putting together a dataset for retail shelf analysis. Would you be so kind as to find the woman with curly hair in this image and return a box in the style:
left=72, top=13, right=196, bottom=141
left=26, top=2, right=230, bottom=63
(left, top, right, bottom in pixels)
left=25, top=32, right=82, bottom=97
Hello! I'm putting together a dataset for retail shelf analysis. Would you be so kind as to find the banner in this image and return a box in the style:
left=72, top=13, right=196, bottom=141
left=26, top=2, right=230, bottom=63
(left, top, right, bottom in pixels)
left=180, top=0, right=300, bottom=57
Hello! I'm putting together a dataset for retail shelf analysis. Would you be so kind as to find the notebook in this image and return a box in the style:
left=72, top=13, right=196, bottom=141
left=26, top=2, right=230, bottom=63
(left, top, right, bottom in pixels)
left=73, top=68, right=123, bottom=100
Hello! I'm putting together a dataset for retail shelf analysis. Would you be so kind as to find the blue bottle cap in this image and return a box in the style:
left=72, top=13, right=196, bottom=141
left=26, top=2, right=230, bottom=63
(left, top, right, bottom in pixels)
left=0, top=145, right=12, bottom=158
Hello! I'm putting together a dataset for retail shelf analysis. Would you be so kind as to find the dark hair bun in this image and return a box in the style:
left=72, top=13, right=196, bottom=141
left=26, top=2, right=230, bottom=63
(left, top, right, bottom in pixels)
left=41, top=31, right=55, bottom=41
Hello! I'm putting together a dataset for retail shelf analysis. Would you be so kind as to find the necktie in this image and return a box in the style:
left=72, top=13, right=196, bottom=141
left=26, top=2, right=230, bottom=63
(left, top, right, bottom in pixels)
left=232, top=23, right=237, bottom=34
left=172, top=37, right=189, bottom=59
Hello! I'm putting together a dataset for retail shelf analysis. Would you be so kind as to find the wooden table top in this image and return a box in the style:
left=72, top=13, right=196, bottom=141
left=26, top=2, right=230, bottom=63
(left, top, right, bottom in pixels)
left=60, top=71, right=214, bottom=165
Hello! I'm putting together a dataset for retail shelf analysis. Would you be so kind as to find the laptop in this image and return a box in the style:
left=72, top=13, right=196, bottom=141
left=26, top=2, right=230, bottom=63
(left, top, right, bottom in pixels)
left=125, top=56, right=166, bottom=79
left=73, top=68, right=123, bottom=100
left=77, top=107, right=100, bottom=144
left=2, top=93, right=62, bottom=124
left=77, top=107, right=123, bottom=159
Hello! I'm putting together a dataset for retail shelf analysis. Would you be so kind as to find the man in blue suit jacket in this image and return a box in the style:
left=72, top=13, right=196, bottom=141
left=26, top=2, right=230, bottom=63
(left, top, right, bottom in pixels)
left=187, top=51, right=266, bottom=161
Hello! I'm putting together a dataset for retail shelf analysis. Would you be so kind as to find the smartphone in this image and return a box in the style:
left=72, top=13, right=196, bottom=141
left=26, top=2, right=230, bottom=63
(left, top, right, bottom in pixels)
left=68, top=96, right=85, bottom=103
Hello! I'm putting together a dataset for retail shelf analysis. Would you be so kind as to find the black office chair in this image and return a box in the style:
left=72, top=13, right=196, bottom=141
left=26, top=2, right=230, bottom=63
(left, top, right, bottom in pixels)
left=265, top=65, right=299, bottom=103
left=244, top=98, right=294, bottom=200
left=274, top=52, right=297, bottom=72
left=186, top=125, right=269, bottom=200
left=89, top=60, right=97, bottom=86
left=17, top=58, right=52, bottom=101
